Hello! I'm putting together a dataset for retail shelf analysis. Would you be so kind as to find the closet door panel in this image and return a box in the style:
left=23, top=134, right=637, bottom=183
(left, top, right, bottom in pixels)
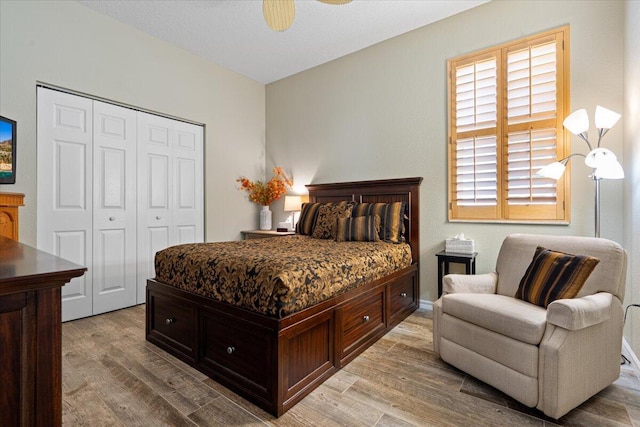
left=55, top=141, right=88, bottom=209
left=177, top=226, right=196, bottom=245
left=173, top=121, right=204, bottom=246
left=137, top=112, right=174, bottom=303
left=93, top=101, right=137, bottom=315
left=137, top=113, right=203, bottom=303
left=176, top=158, right=196, bottom=209
left=54, top=231, right=90, bottom=318
left=145, top=226, right=170, bottom=290
left=94, top=228, right=127, bottom=291
left=37, top=88, right=94, bottom=322
left=148, top=154, right=170, bottom=210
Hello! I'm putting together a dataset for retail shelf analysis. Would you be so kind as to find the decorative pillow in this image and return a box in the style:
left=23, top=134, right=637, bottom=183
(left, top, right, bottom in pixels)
left=335, top=215, right=380, bottom=242
left=311, top=203, right=354, bottom=240
left=351, top=202, right=405, bottom=243
left=515, top=246, right=600, bottom=308
left=296, top=201, right=352, bottom=235
left=296, top=202, right=322, bottom=235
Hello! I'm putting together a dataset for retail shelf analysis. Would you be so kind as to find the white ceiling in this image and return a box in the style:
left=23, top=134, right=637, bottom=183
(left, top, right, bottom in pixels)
left=78, top=0, right=489, bottom=84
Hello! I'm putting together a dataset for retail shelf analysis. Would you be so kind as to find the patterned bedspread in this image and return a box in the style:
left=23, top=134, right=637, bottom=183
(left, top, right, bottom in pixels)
left=154, top=235, right=412, bottom=318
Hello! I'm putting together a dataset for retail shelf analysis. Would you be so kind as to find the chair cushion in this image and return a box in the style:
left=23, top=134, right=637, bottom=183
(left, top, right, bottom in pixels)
left=515, top=246, right=600, bottom=308
left=441, top=293, right=547, bottom=345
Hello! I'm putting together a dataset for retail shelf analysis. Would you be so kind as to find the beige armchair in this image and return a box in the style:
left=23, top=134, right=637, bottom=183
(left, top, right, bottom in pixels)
left=433, top=234, right=627, bottom=419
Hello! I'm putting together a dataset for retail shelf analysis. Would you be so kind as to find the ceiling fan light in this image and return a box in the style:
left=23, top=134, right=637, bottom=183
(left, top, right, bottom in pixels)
left=594, top=105, right=621, bottom=130
left=317, top=0, right=353, bottom=4
left=563, top=109, right=589, bottom=135
left=263, top=0, right=295, bottom=32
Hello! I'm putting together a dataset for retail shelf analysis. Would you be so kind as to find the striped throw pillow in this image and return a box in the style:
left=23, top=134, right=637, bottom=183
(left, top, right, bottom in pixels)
left=351, top=202, right=405, bottom=243
left=296, top=202, right=322, bottom=235
left=335, top=215, right=380, bottom=242
left=515, top=246, right=600, bottom=308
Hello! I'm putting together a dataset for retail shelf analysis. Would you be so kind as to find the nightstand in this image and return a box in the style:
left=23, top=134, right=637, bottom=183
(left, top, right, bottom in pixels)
left=435, top=250, right=477, bottom=298
left=242, top=230, right=296, bottom=240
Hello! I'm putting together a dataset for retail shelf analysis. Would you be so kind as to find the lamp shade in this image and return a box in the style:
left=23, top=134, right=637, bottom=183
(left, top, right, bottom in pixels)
left=563, top=109, right=589, bottom=135
left=585, top=148, right=624, bottom=179
left=536, top=161, right=566, bottom=180
left=594, top=161, right=625, bottom=179
left=584, top=147, right=617, bottom=168
left=284, top=195, right=303, bottom=212
left=594, top=105, right=621, bottom=130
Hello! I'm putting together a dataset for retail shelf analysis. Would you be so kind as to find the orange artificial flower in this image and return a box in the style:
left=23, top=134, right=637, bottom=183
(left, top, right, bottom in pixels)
left=237, top=167, right=293, bottom=206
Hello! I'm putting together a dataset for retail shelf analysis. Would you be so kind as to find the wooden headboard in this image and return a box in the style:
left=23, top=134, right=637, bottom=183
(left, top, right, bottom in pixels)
left=306, top=177, right=423, bottom=263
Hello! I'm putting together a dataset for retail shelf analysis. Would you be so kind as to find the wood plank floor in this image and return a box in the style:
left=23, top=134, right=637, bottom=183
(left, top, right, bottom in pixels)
left=62, top=305, right=640, bottom=426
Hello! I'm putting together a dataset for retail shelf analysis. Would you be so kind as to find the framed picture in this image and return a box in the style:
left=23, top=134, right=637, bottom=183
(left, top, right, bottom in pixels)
left=0, top=115, right=16, bottom=184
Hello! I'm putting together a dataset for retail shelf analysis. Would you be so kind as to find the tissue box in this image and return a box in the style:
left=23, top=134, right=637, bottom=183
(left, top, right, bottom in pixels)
left=445, top=238, right=476, bottom=254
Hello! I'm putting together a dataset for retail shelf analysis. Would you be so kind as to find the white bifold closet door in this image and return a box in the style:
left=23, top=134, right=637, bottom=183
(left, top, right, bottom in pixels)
left=37, top=87, right=203, bottom=321
left=92, top=101, right=138, bottom=315
left=37, top=88, right=95, bottom=321
left=136, top=112, right=204, bottom=304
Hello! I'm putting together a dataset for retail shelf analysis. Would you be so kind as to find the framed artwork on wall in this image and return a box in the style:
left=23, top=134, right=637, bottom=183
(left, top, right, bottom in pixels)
left=0, top=115, right=16, bottom=184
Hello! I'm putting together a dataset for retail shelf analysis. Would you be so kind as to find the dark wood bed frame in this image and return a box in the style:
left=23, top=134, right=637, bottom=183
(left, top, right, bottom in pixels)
left=146, top=177, right=422, bottom=416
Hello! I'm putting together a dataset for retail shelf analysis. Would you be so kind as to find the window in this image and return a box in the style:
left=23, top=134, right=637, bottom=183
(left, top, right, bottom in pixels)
left=448, top=27, right=569, bottom=222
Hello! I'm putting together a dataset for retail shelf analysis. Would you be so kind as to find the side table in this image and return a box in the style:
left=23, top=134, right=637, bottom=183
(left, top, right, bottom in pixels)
left=242, top=230, right=296, bottom=239
left=435, top=250, right=477, bottom=298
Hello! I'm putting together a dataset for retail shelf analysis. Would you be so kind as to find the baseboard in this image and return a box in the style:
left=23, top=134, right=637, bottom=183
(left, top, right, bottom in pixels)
left=420, top=299, right=433, bottom=312
left=622, top=338, right=640, bottom=381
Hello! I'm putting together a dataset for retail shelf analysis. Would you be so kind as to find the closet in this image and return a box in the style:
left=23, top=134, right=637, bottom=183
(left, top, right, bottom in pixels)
left=37, top=87, right=203, bottom=321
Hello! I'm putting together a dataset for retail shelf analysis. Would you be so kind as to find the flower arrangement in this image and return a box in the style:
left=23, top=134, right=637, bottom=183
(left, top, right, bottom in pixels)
left=237, top=166, right=293, bottom=206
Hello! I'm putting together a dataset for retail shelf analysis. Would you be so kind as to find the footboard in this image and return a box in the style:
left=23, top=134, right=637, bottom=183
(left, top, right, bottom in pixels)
left=146, top=262, right=418, bottom=416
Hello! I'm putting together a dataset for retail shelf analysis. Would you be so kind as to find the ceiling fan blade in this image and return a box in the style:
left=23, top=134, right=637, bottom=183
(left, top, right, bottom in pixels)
left=263, top=0, right=295, bottom=32
left=317, top=0, right=352, bottom=4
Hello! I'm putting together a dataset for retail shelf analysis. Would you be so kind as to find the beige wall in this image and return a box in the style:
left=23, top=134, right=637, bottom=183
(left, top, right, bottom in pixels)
left=0, top=0, right=266, bottom=245
left=624, top=0, right=640, bottom=356
left=266, top=0, right=626, bottom=304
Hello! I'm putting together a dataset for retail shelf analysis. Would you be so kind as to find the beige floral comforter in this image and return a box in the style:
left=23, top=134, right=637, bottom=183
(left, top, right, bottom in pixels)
left=154, top=235, right=412, bottom=318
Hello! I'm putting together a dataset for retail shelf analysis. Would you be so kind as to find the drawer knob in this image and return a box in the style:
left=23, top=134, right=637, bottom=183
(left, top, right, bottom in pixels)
left=227, top=346, right=235, bottom=354
left=363, top=315, right=370, bottom=322
left=109, top=216, right=116, bottom=221
left=165, top=318, right=174, bottom=325
left=156, top=216, right=162, bottom=220
left=400, top=292, right=407, bottom=298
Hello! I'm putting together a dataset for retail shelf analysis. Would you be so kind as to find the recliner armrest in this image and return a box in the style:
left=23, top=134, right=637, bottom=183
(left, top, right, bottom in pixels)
left=546, top=292, right=614, bottom=330
left=442, top=272, right=497, bottom=295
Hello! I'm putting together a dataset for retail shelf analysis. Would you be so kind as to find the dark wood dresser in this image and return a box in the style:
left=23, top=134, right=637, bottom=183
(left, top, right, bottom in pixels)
left=0, top=236, right=86, bottom=426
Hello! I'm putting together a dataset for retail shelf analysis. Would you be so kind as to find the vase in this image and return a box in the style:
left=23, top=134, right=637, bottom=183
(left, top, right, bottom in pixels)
left=259, top=205, right=272, bottom=230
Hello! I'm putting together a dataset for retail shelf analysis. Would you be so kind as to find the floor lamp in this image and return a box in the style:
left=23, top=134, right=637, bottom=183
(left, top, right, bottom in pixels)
left=537, top=106, right=624, bottom=238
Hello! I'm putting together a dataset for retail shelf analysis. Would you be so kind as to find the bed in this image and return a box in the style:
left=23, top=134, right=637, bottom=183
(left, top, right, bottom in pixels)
left=146, top=177, right=422, bottom=416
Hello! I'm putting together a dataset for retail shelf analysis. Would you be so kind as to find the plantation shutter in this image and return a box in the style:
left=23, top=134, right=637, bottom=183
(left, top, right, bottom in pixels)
left=449, top=54, right=501, bottom=220
left=503, top=34, right=566, bottom=220
left=448, top=27, right=569, bottom=222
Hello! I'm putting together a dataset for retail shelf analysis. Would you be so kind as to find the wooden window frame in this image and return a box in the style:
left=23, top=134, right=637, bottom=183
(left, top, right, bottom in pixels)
left=448, top=26, right=570, bottom=223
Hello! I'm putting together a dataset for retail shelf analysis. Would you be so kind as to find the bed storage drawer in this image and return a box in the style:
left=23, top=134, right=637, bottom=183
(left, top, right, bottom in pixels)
left=337, top=287, right=385, bottom=364
left=199, top=309, right=275, bottom=405
left=146, top=291, right=197, bottom=363
left=389, top=270, right=418, bottom=326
